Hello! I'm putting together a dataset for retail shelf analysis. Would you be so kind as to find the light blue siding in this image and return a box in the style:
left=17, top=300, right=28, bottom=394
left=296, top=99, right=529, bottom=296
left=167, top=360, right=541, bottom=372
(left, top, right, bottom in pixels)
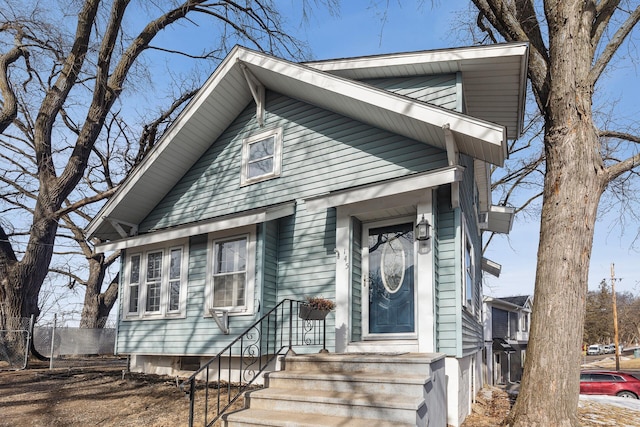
left=261, top=221, right=279, bottom=312
left=458, top=154, right=484, bottom=356
left=435, top=186, right=457, bottom=355
left=434, top=155, right=484, bottom=357
left=118, top=75, right=467, bottom=358
left=361, top=74, right=458, bottom=110
left=140, top=91, right=448, bottom=232
left=276, top=203, right=337, bottom=352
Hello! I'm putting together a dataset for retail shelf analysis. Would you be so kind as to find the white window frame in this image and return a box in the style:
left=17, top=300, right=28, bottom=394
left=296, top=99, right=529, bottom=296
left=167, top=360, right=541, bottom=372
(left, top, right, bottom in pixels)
left=462, top=217, right=475, bottom=313
left=123, top=239, right=188, bottom=320
left=240, top=127, right=283, bottom=186
left=205, top=226, right=256, bottom=316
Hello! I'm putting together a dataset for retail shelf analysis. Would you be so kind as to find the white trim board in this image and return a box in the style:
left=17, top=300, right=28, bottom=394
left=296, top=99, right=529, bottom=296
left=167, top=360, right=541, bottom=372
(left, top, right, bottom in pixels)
left=95, top=202, right=295, bottom=252
left=304, top=166, right=463, bottom=213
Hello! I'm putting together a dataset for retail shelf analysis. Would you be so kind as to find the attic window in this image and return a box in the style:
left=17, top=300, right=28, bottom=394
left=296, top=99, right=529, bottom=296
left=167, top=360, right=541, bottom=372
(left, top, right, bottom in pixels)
left=241, top=128, right=282, bottom=185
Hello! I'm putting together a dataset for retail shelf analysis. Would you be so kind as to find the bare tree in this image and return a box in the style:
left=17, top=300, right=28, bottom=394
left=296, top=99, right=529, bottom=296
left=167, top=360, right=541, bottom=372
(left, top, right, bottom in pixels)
left=471, top=1, right=640, bottom=426
left=0, top=0, right=323, bottom=349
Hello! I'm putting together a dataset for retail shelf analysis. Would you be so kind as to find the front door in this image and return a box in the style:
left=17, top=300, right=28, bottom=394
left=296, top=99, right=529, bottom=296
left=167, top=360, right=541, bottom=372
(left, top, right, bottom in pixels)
left=363, top=219, right=416, bottom=337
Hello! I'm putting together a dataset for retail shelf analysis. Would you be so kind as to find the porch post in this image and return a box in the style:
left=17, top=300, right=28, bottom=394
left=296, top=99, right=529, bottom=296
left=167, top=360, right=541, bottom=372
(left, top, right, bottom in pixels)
left=417, top=190, right=435, bottom=353
left=334, top=207, right=351, bottom=353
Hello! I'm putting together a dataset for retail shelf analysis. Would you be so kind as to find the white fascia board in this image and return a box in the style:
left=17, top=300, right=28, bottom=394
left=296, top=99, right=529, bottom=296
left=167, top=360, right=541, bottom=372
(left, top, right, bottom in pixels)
left=305, top=42, right=529, bottom=75
left=304, top=166, right=463, bottom=213
left=482, top=257, right=502, bottom=278
left=86, top=46, right=246, bottom=239
left=487, top=205, right=516, bottom=234
left=95, top=202, right=295, bottom=252
left=475, top=160, right=491, bottom=212
left=239, top=50, right=506, bottom=147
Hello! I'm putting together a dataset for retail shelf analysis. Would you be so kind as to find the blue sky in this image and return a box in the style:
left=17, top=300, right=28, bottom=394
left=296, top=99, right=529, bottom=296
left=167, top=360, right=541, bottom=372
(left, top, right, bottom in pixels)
left=290, top=1, right=640, bottom=298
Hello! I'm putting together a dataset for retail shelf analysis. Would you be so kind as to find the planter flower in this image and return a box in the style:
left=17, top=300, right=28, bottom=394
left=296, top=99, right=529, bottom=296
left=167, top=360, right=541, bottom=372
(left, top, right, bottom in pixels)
left=299, top=296, right=335, bottom=320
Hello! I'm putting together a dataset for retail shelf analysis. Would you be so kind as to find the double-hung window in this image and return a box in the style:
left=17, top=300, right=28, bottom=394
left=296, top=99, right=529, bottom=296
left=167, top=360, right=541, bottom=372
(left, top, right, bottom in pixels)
left=206, top=226, right=256, bottom=315
left=241, top=128, right=282, bottom=185
left=213, top=237, right=247, bottom=308
left=124, top=241, right=187, bottom=319
left=465, top=238, right=474, bottom=309
left=461, top=217, right=475, bottom=313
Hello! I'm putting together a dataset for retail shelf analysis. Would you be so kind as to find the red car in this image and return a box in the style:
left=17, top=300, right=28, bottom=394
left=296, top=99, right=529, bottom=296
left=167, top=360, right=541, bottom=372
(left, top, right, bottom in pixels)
left=580, top=370, right=640, bottom=399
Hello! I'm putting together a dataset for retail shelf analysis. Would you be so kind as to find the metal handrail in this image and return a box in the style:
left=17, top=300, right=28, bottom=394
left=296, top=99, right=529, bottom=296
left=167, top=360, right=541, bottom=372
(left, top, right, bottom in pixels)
left=179, top=298, right=327, bottom=426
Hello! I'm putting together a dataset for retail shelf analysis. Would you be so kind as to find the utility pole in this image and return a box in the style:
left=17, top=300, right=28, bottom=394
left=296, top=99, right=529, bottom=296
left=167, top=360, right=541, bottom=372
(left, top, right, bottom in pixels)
left=611, top=263, right=620, bottom=371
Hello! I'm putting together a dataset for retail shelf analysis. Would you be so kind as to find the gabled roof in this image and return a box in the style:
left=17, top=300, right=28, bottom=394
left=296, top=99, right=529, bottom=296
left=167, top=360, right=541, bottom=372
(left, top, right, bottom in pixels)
left=485, top=295, right=533, bottom=311
left=499, top=295, right=532, bottom=308
left=87, top=43, right=528, bottom=242
left=305, top=42, right=529, bottom=140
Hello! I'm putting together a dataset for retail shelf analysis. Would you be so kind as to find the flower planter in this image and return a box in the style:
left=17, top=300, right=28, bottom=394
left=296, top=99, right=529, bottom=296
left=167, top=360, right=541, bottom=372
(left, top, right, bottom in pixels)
left=298, top=304, right=330, bottom=320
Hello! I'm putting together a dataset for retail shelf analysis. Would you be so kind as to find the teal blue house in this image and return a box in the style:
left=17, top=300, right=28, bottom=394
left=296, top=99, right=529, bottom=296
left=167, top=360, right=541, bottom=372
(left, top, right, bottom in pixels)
left=87, top=42, right=528, bottom=426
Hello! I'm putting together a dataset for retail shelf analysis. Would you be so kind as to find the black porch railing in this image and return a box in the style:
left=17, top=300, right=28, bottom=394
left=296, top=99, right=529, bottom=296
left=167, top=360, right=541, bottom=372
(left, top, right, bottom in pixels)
left=179, top=299, right=328, bottom=427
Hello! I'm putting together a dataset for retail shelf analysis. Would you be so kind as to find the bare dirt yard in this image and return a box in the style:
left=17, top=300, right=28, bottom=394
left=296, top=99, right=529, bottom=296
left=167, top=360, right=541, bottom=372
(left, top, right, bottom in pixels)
left=1, top=356, right=639, bottom=426
left=0, top=358, right=246, bottom=427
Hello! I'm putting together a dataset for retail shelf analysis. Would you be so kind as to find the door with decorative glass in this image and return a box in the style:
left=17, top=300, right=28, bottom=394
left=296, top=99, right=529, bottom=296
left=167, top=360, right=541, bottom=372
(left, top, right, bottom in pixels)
left=362, top=219, right=416, bottom=337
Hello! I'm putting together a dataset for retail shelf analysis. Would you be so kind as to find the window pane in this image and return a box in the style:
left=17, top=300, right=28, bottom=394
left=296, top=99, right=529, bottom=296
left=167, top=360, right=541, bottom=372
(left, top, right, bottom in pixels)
left=248, top=137, right=274, bottom=160
left=248, top=158, right=273, bottom=178
left=213, top=237, right=247, bottom=308
left=213, top=273, right=246, bottom=307
left=169, top=280, right=180, bottom=311
left=147, top=252, right=162, bottom=281
left=146, top=282, right=161, bottom=312
left=465, top=241, right=473, bottom=305
left=170, top=248, right=181, bottom=280
left=128, top=254, right=141, bottom=314
left=213, top=275, right=234, bottom=307
left=130, top=255, right=140, bottom=283
left=146, top=252, right=162, bottom=312
left=128, top=284, right=139, bottom=313
left=215, top=238, right=247, bottom=273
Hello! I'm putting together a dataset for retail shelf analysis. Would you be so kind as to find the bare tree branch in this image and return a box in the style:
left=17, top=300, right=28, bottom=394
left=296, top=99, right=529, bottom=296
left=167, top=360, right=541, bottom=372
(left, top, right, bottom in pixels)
left=589, top=5, right=640, bottom=86
left=0, top=24, right=26, bottom=133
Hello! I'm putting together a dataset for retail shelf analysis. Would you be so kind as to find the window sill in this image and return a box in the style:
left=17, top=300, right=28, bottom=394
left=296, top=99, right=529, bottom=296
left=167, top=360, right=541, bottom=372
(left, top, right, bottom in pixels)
left=204, top=307, right=253, bottom=318
left=122, top=312, right=186, bottom=321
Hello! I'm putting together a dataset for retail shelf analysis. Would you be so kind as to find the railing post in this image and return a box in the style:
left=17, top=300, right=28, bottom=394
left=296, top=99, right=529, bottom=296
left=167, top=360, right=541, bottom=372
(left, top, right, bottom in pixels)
left=188, top=379, right=195, bottom=427
left=288, top=299, right=293, bottom=352
left=322, top=316, right=327, bottom=352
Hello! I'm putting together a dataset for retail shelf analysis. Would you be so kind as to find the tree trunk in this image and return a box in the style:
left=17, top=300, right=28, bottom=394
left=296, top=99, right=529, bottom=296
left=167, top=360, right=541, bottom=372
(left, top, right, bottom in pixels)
left=508, top=17, right=606, bottom=425
left=509, top=130, right=604, bottom=426
left=79, top=258, right=119, bottom=329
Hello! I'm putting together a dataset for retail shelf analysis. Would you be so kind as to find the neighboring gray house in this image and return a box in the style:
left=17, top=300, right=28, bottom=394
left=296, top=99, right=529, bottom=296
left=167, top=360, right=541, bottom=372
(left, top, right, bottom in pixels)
left=483, top=295, right=533, bottom=386
left=87, top=43, right=528, bottom=426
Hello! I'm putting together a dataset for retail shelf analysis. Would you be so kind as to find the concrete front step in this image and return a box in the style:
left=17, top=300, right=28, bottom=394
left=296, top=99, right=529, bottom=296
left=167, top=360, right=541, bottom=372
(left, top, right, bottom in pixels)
left=265, top=370, right=428, bottom=395
left=245, top=388, right=423, bottom=423
left=223, top=408, right=414, bottom=427
left=282, top=352, right=438, bottom=376
left=223, top=352, right=444, bottom=427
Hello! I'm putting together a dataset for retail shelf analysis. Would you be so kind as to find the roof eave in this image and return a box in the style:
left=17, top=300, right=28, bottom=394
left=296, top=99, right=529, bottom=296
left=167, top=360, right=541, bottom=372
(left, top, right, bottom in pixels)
left=88, top=45, right=511, bottom=242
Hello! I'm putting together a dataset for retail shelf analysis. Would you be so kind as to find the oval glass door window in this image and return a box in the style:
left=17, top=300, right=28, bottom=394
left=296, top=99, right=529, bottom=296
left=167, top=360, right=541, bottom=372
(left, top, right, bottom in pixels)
left=380, top=237, right=405, bottom=293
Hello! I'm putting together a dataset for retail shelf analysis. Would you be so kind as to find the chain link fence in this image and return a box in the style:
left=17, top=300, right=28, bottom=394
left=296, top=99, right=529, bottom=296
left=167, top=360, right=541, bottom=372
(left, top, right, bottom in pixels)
left=0, top=317, right=33, bottom=370
left=1, top=315, right=121, bottom=371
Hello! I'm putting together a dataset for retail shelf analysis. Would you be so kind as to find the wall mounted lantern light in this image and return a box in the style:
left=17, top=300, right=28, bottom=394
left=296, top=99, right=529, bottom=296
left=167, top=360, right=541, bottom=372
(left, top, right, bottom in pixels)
left=415, top=215, right=431, bottom=241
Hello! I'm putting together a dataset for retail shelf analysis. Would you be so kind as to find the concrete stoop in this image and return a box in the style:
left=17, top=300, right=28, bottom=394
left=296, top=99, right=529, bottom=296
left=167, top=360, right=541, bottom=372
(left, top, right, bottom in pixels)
left=223, top=352, right=446, bottom=427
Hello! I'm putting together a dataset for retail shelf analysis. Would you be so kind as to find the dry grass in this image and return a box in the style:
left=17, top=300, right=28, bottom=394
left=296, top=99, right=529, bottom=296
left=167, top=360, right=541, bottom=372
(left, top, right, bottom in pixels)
left=587, top=355, right=640, bottom=370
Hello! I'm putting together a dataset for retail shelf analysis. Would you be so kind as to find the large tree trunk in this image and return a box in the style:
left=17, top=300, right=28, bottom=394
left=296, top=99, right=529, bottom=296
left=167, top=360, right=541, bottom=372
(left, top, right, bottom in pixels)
left=508, top=7, right=606, bottom=424
left=79, top=264, right=119, bottom=329
left=509, top=127, right=604, bottom=427
left=0, top=212, right=58, bottom=359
